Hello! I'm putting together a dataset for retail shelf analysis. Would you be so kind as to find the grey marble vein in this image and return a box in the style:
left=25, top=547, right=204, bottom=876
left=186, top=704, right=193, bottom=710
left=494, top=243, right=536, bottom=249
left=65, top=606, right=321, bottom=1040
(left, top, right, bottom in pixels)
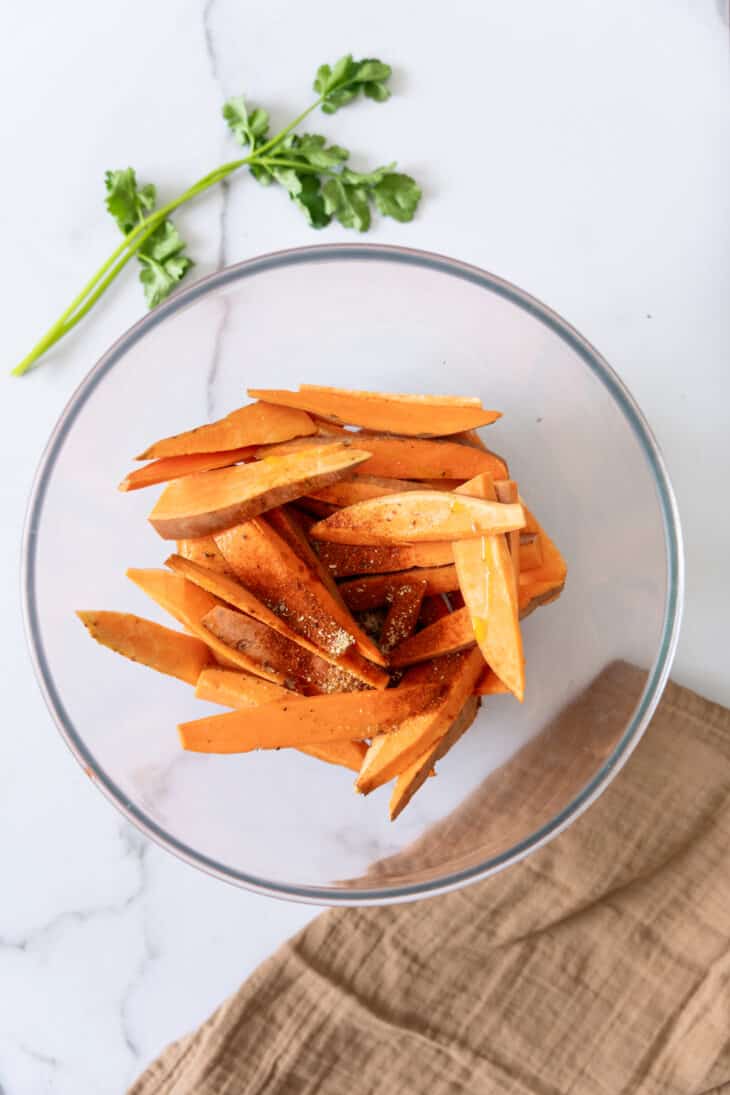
left=117, top=828, right=158, bottom=1060
left=202, top=0, right=232, bottom=420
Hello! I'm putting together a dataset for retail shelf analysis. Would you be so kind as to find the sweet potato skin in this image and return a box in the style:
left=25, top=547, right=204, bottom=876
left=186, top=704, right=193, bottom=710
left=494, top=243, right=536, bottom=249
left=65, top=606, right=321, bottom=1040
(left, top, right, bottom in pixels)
left=77, top=610, right=210, bottom=685
left=148, top=445, right=372, bottom=540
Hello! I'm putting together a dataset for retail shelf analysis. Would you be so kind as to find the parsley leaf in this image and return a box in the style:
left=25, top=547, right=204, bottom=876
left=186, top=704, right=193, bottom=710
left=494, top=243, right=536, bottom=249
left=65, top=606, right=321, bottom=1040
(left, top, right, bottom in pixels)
left=373, top=173, right=422, bottom=222
left=104, top=168, right=192, bottom=308
left=314, top=55, right=392, bottom=113
left=222, top=97, right=270, bottom=151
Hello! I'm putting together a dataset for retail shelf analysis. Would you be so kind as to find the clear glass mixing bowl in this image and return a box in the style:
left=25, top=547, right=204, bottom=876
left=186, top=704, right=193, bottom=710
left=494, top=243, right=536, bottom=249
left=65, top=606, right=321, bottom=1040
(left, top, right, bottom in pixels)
left=22, top=245, right=683, bottom=904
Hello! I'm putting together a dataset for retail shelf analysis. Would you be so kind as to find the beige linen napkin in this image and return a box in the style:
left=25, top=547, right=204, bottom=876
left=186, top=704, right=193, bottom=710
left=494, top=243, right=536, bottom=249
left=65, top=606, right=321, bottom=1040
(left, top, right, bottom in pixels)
left=130, top=664, right=730, bottom=1095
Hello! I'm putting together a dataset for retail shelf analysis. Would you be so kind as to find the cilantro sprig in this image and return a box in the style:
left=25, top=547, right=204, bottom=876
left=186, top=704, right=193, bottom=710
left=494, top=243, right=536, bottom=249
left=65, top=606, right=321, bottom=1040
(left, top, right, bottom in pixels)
left=14, top=55, right=421, bottom=376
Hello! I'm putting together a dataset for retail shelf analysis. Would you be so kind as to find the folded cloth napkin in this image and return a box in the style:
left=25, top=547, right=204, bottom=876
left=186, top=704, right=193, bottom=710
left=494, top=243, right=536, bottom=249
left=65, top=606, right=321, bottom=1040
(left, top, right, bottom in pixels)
left=130, top=664, right=730, bottom=1095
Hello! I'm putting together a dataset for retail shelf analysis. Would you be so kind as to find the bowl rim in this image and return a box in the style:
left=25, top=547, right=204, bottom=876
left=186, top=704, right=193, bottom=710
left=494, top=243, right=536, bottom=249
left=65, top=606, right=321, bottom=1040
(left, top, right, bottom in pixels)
left=21, top=242, right=684, bottom=905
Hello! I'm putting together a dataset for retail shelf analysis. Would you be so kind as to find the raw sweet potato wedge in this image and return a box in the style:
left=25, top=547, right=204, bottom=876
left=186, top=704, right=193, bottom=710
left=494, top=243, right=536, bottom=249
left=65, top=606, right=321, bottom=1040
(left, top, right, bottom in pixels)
left=418, top=594, right=452, bottom=628
left=119, top=447, right=254, bottom=492
left=339, top=565, right=461, bottom=611
left=126, top=568, right=287, bottom=684
left=309, top=475, right=423, bottom=507
left=203, top=606, right=366, bottom=695
left=380, top=580, right=428, bottom=654
left=519, top=533, right=543, bottom=571
left=495, top=479, right=520, bottom=588
left=178, top=682, right=446, bottom=754
left=453, top=475, right=525, bottom=702
left=516, top=504, right=567, bottom=588
left=519, top=577, right=566, bottom=619
left=474, top=667, right=510, bottom=696
left=249, top=385, right=501, bottom=436
left=255, top=435, right=508, bottom=480
left=165, top=553, right=355, bottom=665
left=389, top=606, right=476, bottom=667
left=356, top=648, right=485, bottom=794
left=389, top=695, right=480, bottom=820
left=214, top=518, right=388, bottom=687
left=264, top=505, right=387, bottom=668
left=294, top=498, right=340, bottom=519
left=77, top=610, right=211, bottom=685
left=195, top=667, right=366, bottom=771
left=176, top=536, right=235, bottom=577
left=148, top=443, right=372, bottom=540
left=310, top=491, right=525, bottom=545
left=136, top=401, right=315, bottom=461
left=316, top=540, right=454, bottom=578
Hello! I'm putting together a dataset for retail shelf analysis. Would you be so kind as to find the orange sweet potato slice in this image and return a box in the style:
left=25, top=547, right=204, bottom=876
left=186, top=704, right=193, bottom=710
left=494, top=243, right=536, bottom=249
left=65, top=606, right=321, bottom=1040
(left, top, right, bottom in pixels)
left=516, top=504, right=567, bottom=588
left=519, top=534, right=543, bottom=571
left=77, top=610, right=211, bottom=685
left=148, top=443, right=372, bottom=540
left=202, top=606, right=366, bottom=695
left=453, top=475, right=525, bottom=702
left=356, top=648, right=485, bottom=794
left=380, top=580, right=428, bottom=654
left=126, top=568, right=287, bottom=684
left=119, top=447, right=255, bottom=492
left=309, top=475, right=423, bottom=507
left=418, top=594, right=452, bottom=628
left=136, top=401, right=315, bottom=461
left=389, top=606, right=475, bottom=667
left=248, top=385, right=500, bottom=437
left=339, top=566, right=460, bottom=611
left=494, top=479, right=520, bottom=589
left=195, top=667, right=366, bottom=772
left=310, top=491, right=525, bottom=545
left=257, top=435, right=508, bottom=481
left=214, top=518, right=388, bottom=687
left=474, top=667, right=510, bottom=696
left=389, top=695, right=480, bottom=820
left=263, top=505, right=387, bottom=668
left=178, top=682, right=445, bottom=754
left=175, top=536, right=234, bottom=577
left=316, top=540, right=454, bottom=578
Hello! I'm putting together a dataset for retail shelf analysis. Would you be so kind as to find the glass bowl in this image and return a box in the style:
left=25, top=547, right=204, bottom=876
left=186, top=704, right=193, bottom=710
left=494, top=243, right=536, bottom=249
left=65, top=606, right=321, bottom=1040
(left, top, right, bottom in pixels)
left=22, top=244, right=683, bottom=904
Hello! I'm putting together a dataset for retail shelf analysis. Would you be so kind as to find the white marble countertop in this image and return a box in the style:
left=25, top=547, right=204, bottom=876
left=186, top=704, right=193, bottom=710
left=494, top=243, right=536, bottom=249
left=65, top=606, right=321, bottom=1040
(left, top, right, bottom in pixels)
left=2, top=2, right=729, bottom=1091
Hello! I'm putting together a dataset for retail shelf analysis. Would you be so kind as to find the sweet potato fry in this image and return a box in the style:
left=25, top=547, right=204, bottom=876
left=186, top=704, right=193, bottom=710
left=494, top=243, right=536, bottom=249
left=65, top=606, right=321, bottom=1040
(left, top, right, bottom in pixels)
left=176, top=536, right=235, bottom=577
left=389, top=606, right=475, bottom=667
left=380, top=580, right=428, bottom=654
left=309, top=475, right=423, bottom=507
left=294, top=498, right=340, bottom=519
left=453, top=475, right=525, bottom=702
left=136, top=401, right=315, bottom=460
left=119, top=447, right=254, bottom=492
left=516, top=504, right=567, bottom=588
left=213, top=518, right=388, bottom=686
left=126, top=568, right=287, bottom=684
left=264, top=505, right=387, bottom=667
left=178, top=682, right=445, bottom=753
left=519, top=533, right=543, bottom=571
left=495, top=479, right=520, bottom=587
left=418, top=594, right=452, bottom=628
left=339, top=566, right=461, bottom=611
left=519, top=577, right=566, bottom=619
left=310, top=491, right=525, bottom=545
left=389, top=695, right=480, bottom=820
left=195, top=667, right=366, bottom=772
left=249, top=385, right=501, bottom=436
left=256, top=435, right=508, bottom=480
left=474, top=667, right=510, bottom=696
left=77, top=610, right=211, bottom=685
left=195, top=666, right=289, bottom=707
left=316, top=540, right=454, bottom=578
left=203, top=606, right=366, bottom=695
left=148, top=443, right=372, bottom=540
left=356, top=648, right=485, bottom=794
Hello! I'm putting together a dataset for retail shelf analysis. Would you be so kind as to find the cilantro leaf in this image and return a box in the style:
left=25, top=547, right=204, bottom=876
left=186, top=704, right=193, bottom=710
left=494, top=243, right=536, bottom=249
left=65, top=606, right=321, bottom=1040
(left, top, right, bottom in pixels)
left=314, top=55, right=392, bottom=113
left=105, top=168, right=192, bottom=308
left=222, top=96, right=270, bottom=150
left=373, top=173, right=422, bottom=222
left=322, top=178, right=371, bottom=232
